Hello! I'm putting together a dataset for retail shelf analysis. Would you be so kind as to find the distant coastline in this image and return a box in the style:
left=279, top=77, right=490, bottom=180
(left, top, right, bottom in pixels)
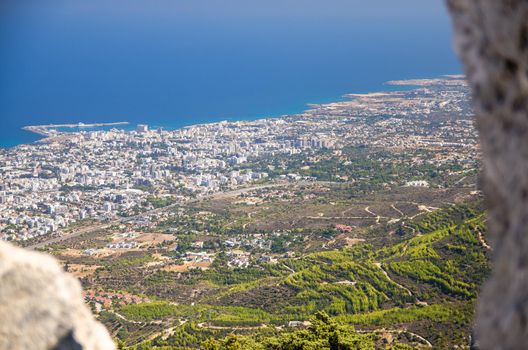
left=10, top=75, right=462, bottom=149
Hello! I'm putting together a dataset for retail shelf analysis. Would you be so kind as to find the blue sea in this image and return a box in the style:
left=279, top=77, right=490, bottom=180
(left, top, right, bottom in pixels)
left=0, top=0, right=461, bottom=148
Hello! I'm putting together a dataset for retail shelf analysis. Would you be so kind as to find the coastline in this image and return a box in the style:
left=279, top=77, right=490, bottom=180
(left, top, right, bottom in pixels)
left=12, top=75, right=462, bottom=149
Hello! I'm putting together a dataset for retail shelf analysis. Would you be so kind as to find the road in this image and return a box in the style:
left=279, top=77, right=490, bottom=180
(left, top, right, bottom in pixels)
left=374, top=262, right=413, bottom=297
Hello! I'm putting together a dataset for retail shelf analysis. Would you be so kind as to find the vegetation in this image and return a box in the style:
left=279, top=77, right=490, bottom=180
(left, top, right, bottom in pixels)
left=100, top=202, right=489, bottom=349
left=46, top=161, right=486, bottom=349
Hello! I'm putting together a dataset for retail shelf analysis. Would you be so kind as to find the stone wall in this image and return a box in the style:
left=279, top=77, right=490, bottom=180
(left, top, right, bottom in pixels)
left=0, top=241, right=115, bottom=350
left=447, top=1, right=528, bottom=349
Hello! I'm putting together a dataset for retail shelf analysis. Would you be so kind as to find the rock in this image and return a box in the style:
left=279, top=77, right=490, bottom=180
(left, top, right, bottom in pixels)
left=0, top=241, right=115, bottom=350
left=447, top=1, right=528, bottom=349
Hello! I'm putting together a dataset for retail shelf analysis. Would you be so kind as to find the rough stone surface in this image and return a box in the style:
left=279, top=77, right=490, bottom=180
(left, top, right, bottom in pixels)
left=0, top=241, right=115, bottom=350
left=447, top=1, right=528, bottom=349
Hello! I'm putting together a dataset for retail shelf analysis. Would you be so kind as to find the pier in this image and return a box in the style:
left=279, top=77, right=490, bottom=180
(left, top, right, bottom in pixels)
left=23, top=122, right=129, bottom=137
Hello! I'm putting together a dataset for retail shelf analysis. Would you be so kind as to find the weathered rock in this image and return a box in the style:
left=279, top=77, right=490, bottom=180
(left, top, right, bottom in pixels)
left=447, top=1, right=528, bottom=349
left=0, top=241, right=115, bottom=350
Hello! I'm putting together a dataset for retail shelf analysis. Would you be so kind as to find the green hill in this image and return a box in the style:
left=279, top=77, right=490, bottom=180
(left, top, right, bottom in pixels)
left=117, top=202, right=489, bottom=349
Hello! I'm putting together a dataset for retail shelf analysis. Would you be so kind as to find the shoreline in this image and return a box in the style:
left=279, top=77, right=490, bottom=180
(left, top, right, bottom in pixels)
left=12, top=75, right=462, bottom=149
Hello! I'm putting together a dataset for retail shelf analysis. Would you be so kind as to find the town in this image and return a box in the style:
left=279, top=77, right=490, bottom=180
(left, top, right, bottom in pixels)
left=0, top=76, right=477, bottom=244
left=0, top=76, right=490, bottom=349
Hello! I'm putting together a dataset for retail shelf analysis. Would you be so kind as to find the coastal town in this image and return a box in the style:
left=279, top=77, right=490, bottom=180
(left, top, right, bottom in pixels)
left=1, top=0, right=501, bottom=346
left=0, top=76, right=478, bottom=243
left=0, top=76, right=489, bottom=349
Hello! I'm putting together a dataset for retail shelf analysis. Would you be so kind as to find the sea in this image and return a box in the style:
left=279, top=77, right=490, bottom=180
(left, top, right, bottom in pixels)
left=0, top=0, right=461, bottom=148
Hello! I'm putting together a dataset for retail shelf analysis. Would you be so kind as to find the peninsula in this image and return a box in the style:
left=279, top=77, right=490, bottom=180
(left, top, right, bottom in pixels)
left=23, top=121, right=129, bottom=137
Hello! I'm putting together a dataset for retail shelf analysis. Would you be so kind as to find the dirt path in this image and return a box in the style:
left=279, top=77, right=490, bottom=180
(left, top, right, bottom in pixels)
left=283, top=263, right=296, bottom=274
left=145, top=323, right=184, bottom=342
left=242, top=211, right=258, bottom=230
left=477, top=231, right=492, bottom=251
left=197, top=322, right=268, bottom=330
left=307, top=205, right=397, bottom=224
left=357, top=328, right=432, bottom=348
left=197, top=320, right=432, bottom=348
left=365, top=206, right=382, bottom=224
left=374, top=262, right=412, bottom=297
left=275, top=263, right=296, bottom=286
left=391, top=204, right=405, bottom=217
left=108, top=309, right=143, bottom=325
left=306, top=216, right=376, bottom=220
left=401, top=223, right=416, bottom=234
left=374, top=261, right=430, bottom=309
left=340, top=206, right=356, bottom=217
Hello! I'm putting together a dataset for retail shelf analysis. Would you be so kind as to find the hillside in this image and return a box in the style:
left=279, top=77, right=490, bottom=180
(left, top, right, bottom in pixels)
left=102, top=202, right=489, bottom=349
